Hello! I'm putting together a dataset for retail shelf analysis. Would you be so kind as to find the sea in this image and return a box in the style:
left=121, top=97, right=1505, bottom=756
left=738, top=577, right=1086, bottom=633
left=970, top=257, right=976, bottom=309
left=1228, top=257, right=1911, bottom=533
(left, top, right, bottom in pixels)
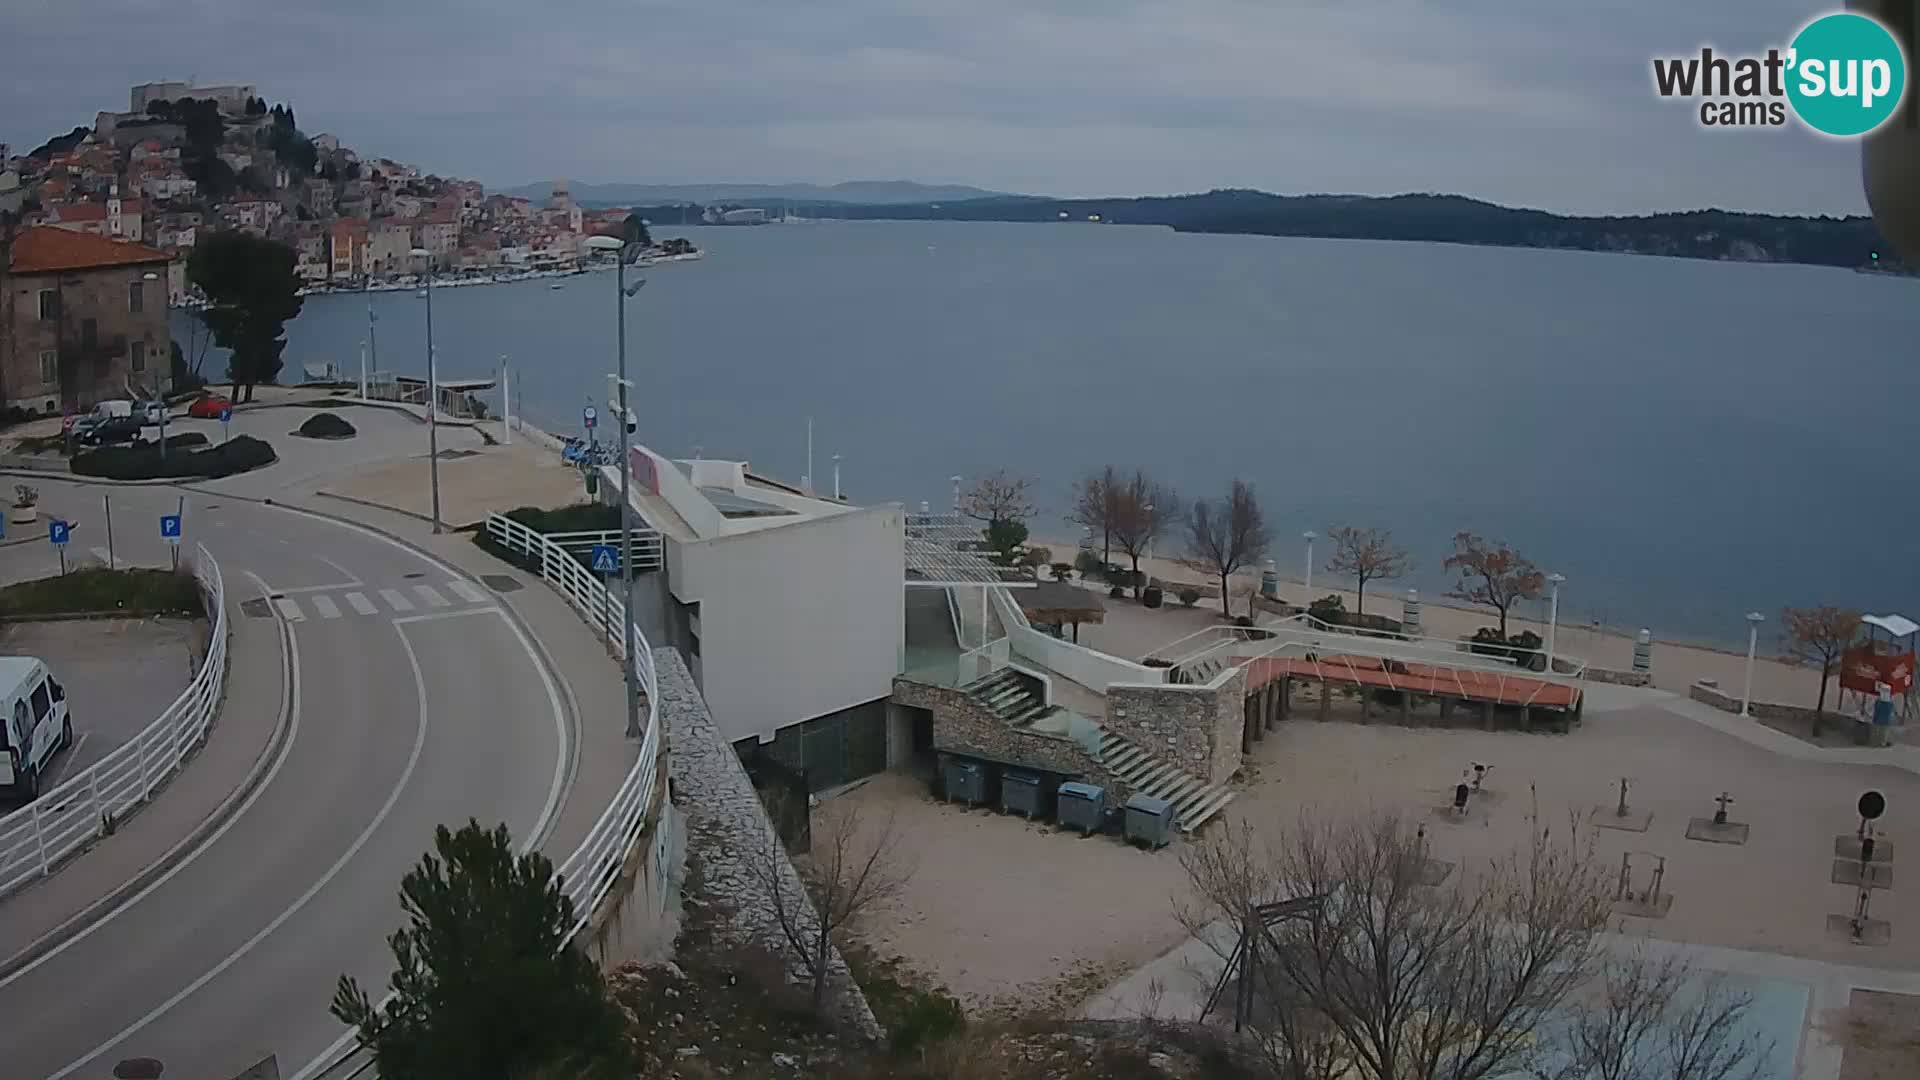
left=188, top=220, right=1920, bottom=650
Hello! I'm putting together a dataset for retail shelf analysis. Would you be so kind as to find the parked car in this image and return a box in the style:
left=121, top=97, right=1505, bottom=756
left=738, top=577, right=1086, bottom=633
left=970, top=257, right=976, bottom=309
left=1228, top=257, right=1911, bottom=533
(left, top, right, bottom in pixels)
left=187, top=395, right=233, bottom=419
left=0, top=656, right=73, bottom=803
left=76, top=416, right=145, bottom=446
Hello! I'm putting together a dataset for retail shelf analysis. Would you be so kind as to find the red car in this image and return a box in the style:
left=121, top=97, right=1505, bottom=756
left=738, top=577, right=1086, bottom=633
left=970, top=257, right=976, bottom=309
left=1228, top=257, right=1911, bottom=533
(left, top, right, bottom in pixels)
left=187, top=395, right=233, bottom=419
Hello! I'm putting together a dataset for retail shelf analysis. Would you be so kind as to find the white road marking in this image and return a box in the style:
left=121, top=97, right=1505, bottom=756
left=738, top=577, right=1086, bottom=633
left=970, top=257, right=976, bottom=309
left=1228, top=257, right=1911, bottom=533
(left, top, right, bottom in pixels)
left=48, top=619, right=429, bottom=1080
left=272, top=597, right=304, bottom=622
left=378, top=588, right=414, bottom=612
left=446, top=578, right=487, bottom=604
left=345, top=592, right=378, bottom=616
left=309, top=594, right=341, bottom=619
left=413, top=583, right=450, bottom=608
left=42, top=733, right=90, bottom=788
left=273, top=582, right=362, bottom=595
left=315, top=555, right=359, bottom=584
left=0, top=571, right=301, bottom=990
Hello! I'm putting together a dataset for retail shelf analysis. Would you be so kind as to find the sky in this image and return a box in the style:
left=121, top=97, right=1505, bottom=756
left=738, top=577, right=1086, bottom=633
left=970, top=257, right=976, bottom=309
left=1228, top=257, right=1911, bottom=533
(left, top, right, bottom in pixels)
left=0, top=0, right=1877, bottom=216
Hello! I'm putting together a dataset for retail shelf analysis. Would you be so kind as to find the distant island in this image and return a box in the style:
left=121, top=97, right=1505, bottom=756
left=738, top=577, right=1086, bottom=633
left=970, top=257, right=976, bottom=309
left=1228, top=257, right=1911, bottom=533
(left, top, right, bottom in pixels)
left=547, top=183, right=1896, bottom=272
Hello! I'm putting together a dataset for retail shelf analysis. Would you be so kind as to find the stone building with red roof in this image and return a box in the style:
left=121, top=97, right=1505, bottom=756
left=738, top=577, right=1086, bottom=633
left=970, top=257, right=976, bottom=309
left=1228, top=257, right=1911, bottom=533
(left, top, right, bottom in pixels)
left=0, top=226, right=172, bottom=412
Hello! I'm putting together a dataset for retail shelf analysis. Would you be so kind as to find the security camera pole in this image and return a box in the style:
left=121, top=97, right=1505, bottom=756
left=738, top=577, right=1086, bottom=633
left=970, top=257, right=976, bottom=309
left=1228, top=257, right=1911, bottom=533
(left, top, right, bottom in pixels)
left=586, top=233, right=646, bottom=738
left=410, top=247, right=442, bottom=533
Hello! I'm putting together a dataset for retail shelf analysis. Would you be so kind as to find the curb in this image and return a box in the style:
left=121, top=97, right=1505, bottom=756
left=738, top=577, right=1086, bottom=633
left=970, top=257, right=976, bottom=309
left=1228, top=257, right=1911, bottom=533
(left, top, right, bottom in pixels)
left=0, top=580, right=292, bottom=983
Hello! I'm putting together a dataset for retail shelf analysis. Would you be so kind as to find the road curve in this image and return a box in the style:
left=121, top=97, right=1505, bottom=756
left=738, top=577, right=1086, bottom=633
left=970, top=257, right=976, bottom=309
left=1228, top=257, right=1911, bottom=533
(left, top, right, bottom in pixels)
left=0, top=483, right=572, bottom=1080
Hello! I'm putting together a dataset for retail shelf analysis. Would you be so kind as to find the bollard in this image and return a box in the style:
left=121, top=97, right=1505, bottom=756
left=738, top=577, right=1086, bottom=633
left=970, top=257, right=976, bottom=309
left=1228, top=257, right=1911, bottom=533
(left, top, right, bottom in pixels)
left=1403, top=588, right=1422, bottom=633
left=1632, top=628, right=1653, bottom=674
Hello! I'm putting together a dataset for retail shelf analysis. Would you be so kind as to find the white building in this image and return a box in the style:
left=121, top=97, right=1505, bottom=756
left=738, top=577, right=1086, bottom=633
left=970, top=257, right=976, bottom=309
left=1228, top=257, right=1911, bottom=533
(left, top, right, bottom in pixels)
left=603, top=445, right=905, bottom=782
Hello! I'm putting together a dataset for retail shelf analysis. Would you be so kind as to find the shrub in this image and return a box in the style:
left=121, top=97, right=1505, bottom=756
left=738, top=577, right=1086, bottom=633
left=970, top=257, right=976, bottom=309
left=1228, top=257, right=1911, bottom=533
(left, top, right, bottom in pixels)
left=1308, top=594, right=1347, bottom=625
left=1108, top=584, right=1126, bottom=599
left=295, top=411, right=357, bottom=439
left=0, top=567, right=202, bottom=617
left=166, top=432, right=210, bottom=449
left=72, top=434, right=276, bottom=481
left=1178, top=587, right=1200, bottom=607
left=1142, top=585, right=1163, bottom=608
left=13, top=484, right=37, bottom=508
left=890, top=990, right=967, bottom=1055
left=1073, top=550, right=1101, bottom=577
left=1049, top=561, right=1073, bottom=581
left=1469, top=627, right=1546, bottom=667
left=1143, top=657, right=1175, bottom=668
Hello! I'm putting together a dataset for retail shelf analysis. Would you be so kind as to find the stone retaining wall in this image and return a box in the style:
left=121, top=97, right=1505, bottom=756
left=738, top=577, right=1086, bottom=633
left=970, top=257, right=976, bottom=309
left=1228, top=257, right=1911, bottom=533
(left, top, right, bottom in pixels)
left=1586, top=667, right=1652, bottom=687
left=661, top=650, right=882, bottom=1041
left=1107, top=666, right=1245, bottom=786
left=1688, top=679, right=1821, bottom=726
left=893, top=676, right=1108, bottom=783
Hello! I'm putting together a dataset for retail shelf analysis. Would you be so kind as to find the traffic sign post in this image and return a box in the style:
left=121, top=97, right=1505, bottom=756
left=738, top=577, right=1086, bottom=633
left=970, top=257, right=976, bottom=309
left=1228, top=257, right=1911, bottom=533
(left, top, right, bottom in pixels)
left=590, top=543, right=619, bottom=647
left=161, top=513, right=183, bottom=569
left=219, top=405, right=232, bottom=443
left=49, top=519, right=70, bottom=575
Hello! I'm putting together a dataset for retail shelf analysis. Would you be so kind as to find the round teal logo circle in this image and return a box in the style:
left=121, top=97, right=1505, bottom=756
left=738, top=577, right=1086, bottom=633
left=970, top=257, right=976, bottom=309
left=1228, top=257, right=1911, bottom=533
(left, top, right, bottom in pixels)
left=1786, top=13, right=1907, bottom=137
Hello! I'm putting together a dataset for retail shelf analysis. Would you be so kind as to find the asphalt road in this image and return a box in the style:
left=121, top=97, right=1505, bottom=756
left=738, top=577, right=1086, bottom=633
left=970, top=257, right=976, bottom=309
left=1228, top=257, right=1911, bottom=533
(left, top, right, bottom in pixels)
left=0, top=479, right=572, bottom=1080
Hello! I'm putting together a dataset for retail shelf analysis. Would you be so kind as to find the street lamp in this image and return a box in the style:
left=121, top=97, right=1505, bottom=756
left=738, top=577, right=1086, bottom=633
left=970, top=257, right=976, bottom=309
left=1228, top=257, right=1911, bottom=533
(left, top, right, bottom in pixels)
left=1741, top=611, right=1765, bottom=717
left=1545, top=573, right=1566, bottom=673
left=950, top=475, right=963, bottom=514
left=586, top=233, right=646, bottom=740
left=410, top=249, right=443, bottom=533
left=1302, top=530, right=1317, bottom=598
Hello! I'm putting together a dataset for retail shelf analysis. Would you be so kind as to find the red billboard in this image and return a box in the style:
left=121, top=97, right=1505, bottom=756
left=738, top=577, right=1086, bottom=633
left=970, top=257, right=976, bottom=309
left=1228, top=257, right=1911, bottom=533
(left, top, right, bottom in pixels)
left=1841, top=647, right=1916, bottom=695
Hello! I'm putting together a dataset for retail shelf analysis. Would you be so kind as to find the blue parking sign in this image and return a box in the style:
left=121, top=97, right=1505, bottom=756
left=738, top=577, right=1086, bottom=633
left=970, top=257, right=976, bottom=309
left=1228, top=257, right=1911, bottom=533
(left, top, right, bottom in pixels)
left=219, top=406, right=233, bottom=423
left=590, top=544, right=618, bottom=574
left=161, top=514, right=182, bottom=542
left=48, top=520, right=70, bottom=546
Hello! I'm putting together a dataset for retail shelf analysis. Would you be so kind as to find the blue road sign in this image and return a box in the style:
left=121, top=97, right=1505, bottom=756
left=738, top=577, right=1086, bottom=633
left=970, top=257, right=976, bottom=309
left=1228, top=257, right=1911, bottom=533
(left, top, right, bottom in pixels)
left=589, top=544, right=618, bottom=574
left=48, top=520, right=70, bottom=546
left=218, top=406, right=233, bottom=423
left=583, top=406, right=598, bottom=430
left=161, top=514, right=182, bottom=542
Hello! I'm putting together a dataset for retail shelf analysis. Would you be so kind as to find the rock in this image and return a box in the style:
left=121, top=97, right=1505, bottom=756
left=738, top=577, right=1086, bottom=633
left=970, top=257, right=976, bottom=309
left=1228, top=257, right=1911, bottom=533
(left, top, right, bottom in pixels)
left=665, top=961, right=687, bottom=980
left=771, top=1052, right=798, bottom=1069
left=1148, top=1051, right=1175, bottom=1073
left=675, top=1045, right=702, bottom=1059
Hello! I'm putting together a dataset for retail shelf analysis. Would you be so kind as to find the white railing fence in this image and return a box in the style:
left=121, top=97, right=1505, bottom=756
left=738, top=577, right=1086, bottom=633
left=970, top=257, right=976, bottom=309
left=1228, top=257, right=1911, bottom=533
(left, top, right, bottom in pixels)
left=482, top=512, right=662, bottom=937
left=0, top=542, right=229, bottom=899
left=540, top=528, right=665, bottom=573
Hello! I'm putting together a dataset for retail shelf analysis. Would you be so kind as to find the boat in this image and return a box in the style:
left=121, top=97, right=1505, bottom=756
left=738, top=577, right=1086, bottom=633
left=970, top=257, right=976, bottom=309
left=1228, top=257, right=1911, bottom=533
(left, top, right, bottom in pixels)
left=415, top=289, right=428, bottom=298
left=550, top=283, right=564, bottom=290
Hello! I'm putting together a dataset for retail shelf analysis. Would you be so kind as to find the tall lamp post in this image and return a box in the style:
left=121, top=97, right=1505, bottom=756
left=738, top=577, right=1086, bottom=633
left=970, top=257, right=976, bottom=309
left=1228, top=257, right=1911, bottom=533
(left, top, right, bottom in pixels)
left=1545, top=572, right=1566, bottom=673
left=1302, top=530, right=1317, bottom=598
left=409, top=248, right=442, bottom=533
left=585, top=234, right=646, bottom=739
left=1741, top=611, right=1765, bottom=717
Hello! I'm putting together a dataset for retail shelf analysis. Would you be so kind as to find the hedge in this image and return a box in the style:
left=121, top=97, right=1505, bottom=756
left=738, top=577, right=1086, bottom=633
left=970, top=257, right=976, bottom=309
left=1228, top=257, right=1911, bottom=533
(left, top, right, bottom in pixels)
left=72, top=434, right=277, bottom=481
left=296, top=412, right=357, bottom=439
left=0, top=568, right=202, bottom=618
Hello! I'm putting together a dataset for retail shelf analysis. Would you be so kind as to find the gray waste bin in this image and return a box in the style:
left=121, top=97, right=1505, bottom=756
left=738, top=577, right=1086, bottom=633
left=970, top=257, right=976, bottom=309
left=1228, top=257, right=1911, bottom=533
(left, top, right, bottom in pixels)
left=1057, top=781, right=1106, bottom=834
left=1000, top=769, right=1051, bottom=819
left=1124, top=793, right=1177, bottom=848
left=943, top=757, right=993, bottom=808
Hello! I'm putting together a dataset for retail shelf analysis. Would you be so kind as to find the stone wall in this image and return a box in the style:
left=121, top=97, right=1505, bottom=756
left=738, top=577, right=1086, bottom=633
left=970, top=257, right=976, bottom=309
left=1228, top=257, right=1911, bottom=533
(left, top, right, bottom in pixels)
left=1106, top=666, right=1245, bottom=786
left=1587, top=667, right=1652, bottom=687
left=582, top=784, right=683, bottom=972
left=893, top=676, right=1105, bottom=781
left=1689, top=679, right=1824, bottom=726
left=661, top=650, right=883, bottom=1041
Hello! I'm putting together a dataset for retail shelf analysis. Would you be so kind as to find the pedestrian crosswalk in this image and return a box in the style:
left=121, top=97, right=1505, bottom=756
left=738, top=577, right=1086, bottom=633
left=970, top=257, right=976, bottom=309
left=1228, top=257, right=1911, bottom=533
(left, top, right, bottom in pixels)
left=269, top=580, right=493, bottom=622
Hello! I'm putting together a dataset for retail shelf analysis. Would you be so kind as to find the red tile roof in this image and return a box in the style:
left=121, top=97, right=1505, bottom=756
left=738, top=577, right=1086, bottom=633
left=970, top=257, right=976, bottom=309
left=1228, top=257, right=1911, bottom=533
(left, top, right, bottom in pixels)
left=52, top=202, right=108, bottom=222
left=8, top=226, right=171, bottom=273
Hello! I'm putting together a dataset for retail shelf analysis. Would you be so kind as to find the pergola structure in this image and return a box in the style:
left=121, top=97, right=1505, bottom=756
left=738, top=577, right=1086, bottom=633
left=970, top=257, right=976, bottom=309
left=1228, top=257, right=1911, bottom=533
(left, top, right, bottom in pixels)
left=1016, top=580, right=1106, bottom=643
left=903, top=514, right=1033, bottom=661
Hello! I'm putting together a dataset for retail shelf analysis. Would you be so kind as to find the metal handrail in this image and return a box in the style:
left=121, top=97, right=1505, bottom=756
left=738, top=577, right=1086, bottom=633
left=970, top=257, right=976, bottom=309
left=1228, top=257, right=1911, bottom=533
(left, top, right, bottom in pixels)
left=0, top=543, right=228, bottom=899
left=481, top=513, right=662, bottom=937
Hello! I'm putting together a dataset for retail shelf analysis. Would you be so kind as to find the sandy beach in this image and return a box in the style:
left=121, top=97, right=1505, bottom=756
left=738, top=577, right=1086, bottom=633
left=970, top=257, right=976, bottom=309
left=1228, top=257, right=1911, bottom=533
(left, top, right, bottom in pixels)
left=1036, top=534, right=1852, bottom=716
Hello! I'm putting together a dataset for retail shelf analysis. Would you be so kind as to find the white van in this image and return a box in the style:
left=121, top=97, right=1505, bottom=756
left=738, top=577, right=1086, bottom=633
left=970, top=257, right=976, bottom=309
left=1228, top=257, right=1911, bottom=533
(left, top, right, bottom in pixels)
left=0, top=658, right=72, bottom=802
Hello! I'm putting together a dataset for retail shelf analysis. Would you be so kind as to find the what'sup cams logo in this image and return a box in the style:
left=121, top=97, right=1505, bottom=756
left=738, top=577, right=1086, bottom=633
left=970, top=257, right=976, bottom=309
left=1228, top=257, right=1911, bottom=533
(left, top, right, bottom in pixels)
left=1653, top=11, right=1909, bottom=137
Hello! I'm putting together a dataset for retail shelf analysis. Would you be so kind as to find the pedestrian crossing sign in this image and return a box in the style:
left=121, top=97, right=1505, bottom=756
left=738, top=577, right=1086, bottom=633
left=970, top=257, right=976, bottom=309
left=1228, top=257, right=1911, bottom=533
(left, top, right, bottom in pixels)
left=590, top=544, right=618, bottom=574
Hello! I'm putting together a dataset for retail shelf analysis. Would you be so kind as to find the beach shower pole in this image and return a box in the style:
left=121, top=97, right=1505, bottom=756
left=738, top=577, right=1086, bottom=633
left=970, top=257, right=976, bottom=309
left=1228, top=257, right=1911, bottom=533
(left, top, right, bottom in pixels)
left=1741, top=611, right=1765, bottom=717
left=1546, top=573, right=1566, bottom=673
left=951, top=475, right=963, bottom=514
left=1302, top=531, right=1317, bottom=599
left=410, top=248, right=442, bottom=533
left=499, top=354, right=511, bottom=445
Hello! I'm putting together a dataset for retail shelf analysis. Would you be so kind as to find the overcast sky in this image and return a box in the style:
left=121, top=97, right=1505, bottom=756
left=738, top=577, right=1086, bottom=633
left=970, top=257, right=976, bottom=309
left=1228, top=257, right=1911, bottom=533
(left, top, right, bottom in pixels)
left=0, top=0, right=1873, bottom=215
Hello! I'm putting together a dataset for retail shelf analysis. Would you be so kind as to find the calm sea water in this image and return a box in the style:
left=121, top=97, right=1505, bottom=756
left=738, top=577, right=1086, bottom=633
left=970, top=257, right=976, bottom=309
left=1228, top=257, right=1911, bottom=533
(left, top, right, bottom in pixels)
left=221, top=221, right=1920, bottom=649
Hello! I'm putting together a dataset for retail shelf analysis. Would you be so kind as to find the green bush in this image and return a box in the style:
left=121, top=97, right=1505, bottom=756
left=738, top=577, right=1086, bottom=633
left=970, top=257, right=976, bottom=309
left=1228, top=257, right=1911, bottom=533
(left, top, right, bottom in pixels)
left=1049, top=561, right=1073, bottom=581
left=1308, top=594, right=1347, bottom=624
left=1073, top=550, right=1101, bottom=577
left=166, top=432, right=210, bottom=449
left=1469, top=627, right=1546, bottom=667
left=295, top=411, right=357, bottom=439
left=1178, top=587, right=1201, bottom=607
left=72, top=434, right=276, bottom=480
left=890, top=991, right=967, bottom=1055
left=0, top=568, right=202, bottom=617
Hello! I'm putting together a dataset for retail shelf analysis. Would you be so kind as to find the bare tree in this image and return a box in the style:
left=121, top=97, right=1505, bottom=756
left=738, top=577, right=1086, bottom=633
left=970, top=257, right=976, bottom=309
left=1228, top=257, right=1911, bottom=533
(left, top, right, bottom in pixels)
left=1069, top=465, right=1122, bottom=565
left=1324, top=526, right=1412, bottom=618
left=1780, top=605, right=1862, bottom=735
left=749, top=800, right=914, bottom=1014
left=1542, top=943, right=1770, bottom=1080
left=1183, top=480, right=1271, bottom=618
left=1443, top=531, right=1545, bottom=638
left=958, top=469, right=1034, bottom=527
left=1110, top=469, right=1177, bottom=599
left=1178, top=814, right=1766, bottom=1080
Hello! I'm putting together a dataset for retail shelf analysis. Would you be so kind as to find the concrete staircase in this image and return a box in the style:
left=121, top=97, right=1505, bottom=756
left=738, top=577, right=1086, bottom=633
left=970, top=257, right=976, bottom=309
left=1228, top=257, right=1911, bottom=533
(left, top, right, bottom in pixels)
left=1096, top=729, right=1237, bottom=832
left=965, top=669, right=1056, bottom=727
left=1172, top=656, right=1227, bottom=685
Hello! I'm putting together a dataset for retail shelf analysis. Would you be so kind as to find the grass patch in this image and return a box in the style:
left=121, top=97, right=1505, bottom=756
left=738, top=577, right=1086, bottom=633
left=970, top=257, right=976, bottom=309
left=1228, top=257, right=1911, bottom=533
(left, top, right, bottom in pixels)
left=469, top=503, right=629, bottom=575
left=0, top=568, right=202, bottom=618
left=843, top=943, right=967, bottom=1056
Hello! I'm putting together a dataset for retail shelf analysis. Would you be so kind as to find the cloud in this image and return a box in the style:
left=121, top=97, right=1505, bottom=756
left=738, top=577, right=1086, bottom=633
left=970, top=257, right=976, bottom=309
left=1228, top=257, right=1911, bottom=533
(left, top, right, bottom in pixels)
left=0, top=0, right=1870, bottom=214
